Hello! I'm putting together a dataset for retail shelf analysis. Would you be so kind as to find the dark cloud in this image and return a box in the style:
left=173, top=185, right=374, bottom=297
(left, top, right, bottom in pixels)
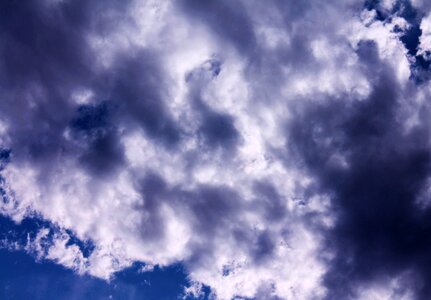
left=104, top=50, right=182, bottom=147
left=0, top=1, right=93, bottom=88
left=177, top=0, right=257, bottom=55
left=186, top=185, right=241, bottom=236
left=137, top=172, right=169, bottom=241
left=132, top=168, right=285, bottom=278
left=252, top=181, right=287, bottom=222
left=186, top=59, right=241, bottom=153
left=254, top=281, right=283, bottom=300
left=0, top=0, right=181, bottom=176
left=71, top=103, right=111, bottom=135
left=134, top=169, right=247, bottom=252
left=70, top=102, right=125, bottom=176
left=288, top=40, right=431, bottom=299
left=0, top=0, right=99, bottom=165
left=197, top=107, right=239, bottom=151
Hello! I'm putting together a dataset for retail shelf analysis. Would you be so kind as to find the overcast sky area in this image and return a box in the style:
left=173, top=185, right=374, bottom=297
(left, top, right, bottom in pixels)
left=3, top=0, right=431, bottom=299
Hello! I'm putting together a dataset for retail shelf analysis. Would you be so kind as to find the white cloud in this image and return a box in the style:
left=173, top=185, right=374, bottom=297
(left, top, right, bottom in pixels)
left=419, top=13, right=431, bottom=58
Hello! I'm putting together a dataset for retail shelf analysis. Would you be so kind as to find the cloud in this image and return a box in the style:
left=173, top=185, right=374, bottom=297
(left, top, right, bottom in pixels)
left=1, top=0, right=431, bottom=299
left=288, top=26, right=431, bottom=300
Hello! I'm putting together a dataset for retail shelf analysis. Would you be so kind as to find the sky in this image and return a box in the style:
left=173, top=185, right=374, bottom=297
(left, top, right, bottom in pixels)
left=2, top=0, right=431, bottom=299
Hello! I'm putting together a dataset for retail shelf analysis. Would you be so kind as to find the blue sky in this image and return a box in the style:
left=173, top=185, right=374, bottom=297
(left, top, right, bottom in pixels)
left=0, top=215, right=210, bottom=300
left=0, top=250, right=182, bottom=300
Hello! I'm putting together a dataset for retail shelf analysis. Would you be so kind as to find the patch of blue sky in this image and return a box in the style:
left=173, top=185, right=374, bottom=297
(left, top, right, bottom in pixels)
left=0, top=214, right=211, bottom=300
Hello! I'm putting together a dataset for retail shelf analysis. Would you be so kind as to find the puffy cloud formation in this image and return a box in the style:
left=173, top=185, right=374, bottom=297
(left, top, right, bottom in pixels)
left=1, top=0, right=431, bottom=299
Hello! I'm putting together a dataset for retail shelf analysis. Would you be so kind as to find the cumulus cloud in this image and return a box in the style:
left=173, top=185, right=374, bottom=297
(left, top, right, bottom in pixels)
left=1, top=0, right=431, bottom=299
